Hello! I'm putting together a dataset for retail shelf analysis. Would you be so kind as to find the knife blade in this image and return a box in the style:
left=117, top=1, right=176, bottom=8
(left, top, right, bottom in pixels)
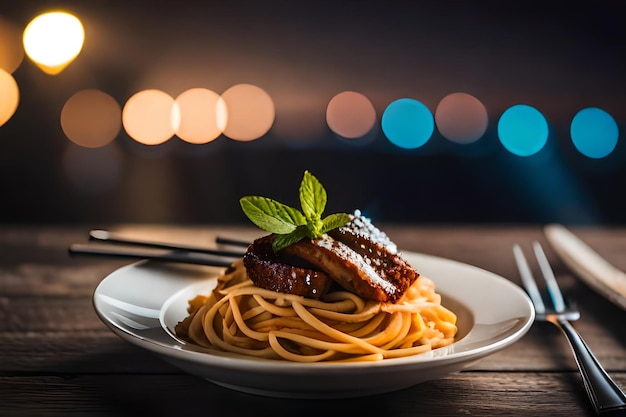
left=544, top=223, right=626, bottom=310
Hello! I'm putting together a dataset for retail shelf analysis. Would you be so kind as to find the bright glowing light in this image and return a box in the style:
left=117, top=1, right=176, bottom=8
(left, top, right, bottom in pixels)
left=570, top=107, right=618, bottom=159
left=0, top=17, right=25, bottom=73
left=0, top=68, right=19, bottom=127
left=174, top=88, right=223, bottom=144
left=216, top=97, right=227, bottom=132
left=381, top=98, right=434, bottom=149
left=498, top=104, right=548, bottom=157
left=326, top=91, right=376, bottom=139
left=122, top=89, right=176, bottom=145
left=61, top=89, right=121, bottom=148
left=23, top=11, right=85, bottom=75
left=435, top=92, right=488, bottom=144
left=220, top=83, right=274, bottom=141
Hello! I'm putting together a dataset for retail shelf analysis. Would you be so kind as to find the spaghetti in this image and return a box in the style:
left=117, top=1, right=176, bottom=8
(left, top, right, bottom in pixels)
left=175, top=259, right=458, bottom=362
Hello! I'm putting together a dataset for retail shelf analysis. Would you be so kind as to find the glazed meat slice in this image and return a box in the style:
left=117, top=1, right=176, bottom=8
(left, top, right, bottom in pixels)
left=243, top=235, right=332, bottom=299
left=243, top=212, right=419, bottom=303
left=329, top=210, right=398, bottom=254
left=326, top=211, right=418, bottom=301
left=283, top=232, right=418, bottom=303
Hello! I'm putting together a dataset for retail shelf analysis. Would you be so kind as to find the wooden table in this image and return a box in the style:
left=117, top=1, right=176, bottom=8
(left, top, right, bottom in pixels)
left=1, top=224, right=625, bottom=416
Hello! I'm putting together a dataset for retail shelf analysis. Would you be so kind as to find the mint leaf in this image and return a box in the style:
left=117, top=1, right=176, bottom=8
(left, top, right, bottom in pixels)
left=320, top=213, right=352, bottom=234
left=240, top=196, right=305, bottom=234
left=299, top=170, right=326, bottom=220
left=272, top=225, right=309, bottom=252
left=240, top=170, right=351, bottom=252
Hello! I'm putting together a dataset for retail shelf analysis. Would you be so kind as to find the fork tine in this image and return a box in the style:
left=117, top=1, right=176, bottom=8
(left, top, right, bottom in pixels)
left=532, top=241, right=566, bottom=313
left=514, top=245, right=626, bottom=413
left=513, top=244, right=546, bottom=314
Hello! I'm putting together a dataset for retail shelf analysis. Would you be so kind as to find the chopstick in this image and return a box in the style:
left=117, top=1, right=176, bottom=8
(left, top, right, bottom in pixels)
left=68, top=229, right=248, bottom=267
left=68, top=243, right=238, bottom=267
left=215, top=235, right=250, bottom=248
left=89, top=229, right=246, bottom=257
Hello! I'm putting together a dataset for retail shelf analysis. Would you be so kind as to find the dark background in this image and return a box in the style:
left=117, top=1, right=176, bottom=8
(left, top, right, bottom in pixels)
left=1, top=1, right=625, bottom=226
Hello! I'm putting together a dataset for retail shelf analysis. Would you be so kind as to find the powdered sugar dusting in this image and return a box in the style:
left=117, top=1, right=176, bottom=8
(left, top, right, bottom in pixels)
left=315, top=235, right=397, bottom=294
left=342, top=210, right=398, bottom=254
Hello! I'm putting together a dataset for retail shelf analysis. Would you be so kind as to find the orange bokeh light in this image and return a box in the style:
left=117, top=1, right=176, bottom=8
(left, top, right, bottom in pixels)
left=122, top=89, right=176, bottom=145
left=220, top=83, right=274, bottom=141
left=0, top=17, right=24, bottom=73
left=22, top=11, right=85, bottom=75
left=326, top=91, right=376, bottom=139
left=435, top=92, right=488, bottom=144
left=174, top=88, right=224, bottom=144
left=61, top=89, right=121, bottom=148
left=0, top=68, right=19, bottom=127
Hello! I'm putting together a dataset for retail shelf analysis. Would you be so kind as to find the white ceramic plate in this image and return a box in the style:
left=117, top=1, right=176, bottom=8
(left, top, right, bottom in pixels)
left=93, top=251, right=534, bottom=398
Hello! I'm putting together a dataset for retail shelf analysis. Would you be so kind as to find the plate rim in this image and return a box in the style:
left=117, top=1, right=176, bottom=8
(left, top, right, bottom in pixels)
left=92, top=251, right=535, bottom=369
left=93, top=250, right=534, bottom=374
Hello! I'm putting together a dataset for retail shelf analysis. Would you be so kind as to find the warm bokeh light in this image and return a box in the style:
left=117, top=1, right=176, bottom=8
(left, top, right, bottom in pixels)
left=498, top=104, right=548, bottom=157
left=122, top=89, right=176, bottom=145
left=0, top=68, right=19, bottom=127
left=0, top=17, right=24, bottom=73
left=435, top=92, right=488, bottom=144
left=220, top=83, right=274, bottom=141
left=61, top=89, right=121, bottom=148
left=381, top=98, right=434, bottom=149
left=22, top=11, right=85, bottom=75
left=326, top=91, right=376, bottom=139
left=570, top=107, right=618, bottom=159
left=174, top=88, right=224, bottom=144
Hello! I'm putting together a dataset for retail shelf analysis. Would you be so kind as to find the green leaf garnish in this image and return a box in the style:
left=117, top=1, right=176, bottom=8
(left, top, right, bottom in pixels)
left=272, top=225, right=310, bottom=252
left=299, top=170, right=326, bottom=220
left=240, top=170, right=351, bottom=252
left=320, top=213, right=351, bottom=235
left=239, top=196, right=306, bottom=234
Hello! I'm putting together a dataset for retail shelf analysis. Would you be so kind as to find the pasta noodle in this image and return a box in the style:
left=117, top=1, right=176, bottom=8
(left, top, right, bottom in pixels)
left=175, top=259, right=458, bottom=362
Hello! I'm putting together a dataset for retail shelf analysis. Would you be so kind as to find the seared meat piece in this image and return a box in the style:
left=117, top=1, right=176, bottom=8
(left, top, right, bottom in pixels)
left=329, top=210, right=398, bottom=254
left=283, top=231, right=418, bottom=303
left=326, top=211, right=418, bottom=301
left=243, top=212, right=418, bottom=303
left=243, top=235, right=333, bottom=299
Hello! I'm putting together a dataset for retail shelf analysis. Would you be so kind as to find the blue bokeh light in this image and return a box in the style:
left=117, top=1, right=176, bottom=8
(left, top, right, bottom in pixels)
left=570, top=107, right=619, bottom=159
left=381, top=98, right=434, bottom=149
left=497, top=104, right=549, bottom=157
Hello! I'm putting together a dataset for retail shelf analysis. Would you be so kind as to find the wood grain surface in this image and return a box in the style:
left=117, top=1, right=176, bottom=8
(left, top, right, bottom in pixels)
left=1, top=225, right=625, bottom=416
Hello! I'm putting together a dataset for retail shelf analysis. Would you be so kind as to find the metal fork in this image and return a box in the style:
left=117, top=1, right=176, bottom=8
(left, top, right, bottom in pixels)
left=513, top=242, right=626, bottom=416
